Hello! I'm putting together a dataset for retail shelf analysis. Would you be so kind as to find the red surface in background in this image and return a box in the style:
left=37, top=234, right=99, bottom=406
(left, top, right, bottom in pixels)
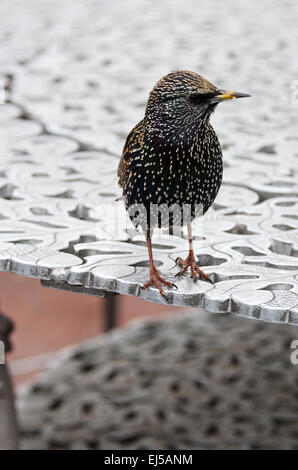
left=0, top=272, right=186, bottom=387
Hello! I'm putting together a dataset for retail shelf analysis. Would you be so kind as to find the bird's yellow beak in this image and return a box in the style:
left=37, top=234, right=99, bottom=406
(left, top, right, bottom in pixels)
left=217, top=90, right=250, bottom=101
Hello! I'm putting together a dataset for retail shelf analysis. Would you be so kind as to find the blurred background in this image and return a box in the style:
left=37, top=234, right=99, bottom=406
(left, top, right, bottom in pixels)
left=2, top=273, right=185, bottom=386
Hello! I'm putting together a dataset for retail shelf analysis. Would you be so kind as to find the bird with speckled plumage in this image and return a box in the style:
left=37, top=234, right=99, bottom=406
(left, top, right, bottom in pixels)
left=118, top=71, right=250, bottom=298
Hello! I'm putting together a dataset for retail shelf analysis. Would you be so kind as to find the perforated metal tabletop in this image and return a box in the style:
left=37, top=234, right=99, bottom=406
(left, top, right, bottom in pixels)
left=0, top=0, right=298, bottom=325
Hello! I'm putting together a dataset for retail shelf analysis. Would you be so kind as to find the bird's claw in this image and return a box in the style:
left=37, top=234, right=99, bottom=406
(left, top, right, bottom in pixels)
left=175, top=253, right=213, bottom=283
left=142, top=268, right=177, bottom=299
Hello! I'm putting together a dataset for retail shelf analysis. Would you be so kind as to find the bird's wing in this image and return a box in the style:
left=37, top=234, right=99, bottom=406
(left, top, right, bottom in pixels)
left=117, top=119, right=145, bottom=187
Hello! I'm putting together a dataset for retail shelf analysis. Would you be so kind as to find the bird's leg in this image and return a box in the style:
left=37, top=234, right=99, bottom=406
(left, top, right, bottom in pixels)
left=142, top=238, right=177, bottom=297
left=176, top=223, right=212, bottom=283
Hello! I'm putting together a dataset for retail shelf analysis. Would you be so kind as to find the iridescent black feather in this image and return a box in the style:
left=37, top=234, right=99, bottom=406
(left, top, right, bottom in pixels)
left=118, top=71, right=223, bottom=232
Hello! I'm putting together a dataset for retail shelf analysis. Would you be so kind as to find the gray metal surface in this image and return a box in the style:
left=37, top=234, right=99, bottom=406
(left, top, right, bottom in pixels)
left=0, top=0, right=298, bottom=323
left=18, top=310, right=298, bottom=450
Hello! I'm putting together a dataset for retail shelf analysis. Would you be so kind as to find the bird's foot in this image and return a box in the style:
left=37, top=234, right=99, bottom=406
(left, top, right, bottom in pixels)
left=142, top=267, right=177, bottom=298
left=175, top=251, right=213, bottom=283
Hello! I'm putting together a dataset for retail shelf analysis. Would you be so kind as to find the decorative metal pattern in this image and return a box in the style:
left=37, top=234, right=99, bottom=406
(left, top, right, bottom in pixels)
left=0, top=0, right=298, bottom=324
left=18, top=310, right=298, bottom=450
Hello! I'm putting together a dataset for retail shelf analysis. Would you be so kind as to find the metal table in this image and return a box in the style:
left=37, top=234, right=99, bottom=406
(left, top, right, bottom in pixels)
left=0, top=0, right=297, bottom=326
left=0, top=99, right=298, bottom=325
left=0, top=0, right=298, bottom=450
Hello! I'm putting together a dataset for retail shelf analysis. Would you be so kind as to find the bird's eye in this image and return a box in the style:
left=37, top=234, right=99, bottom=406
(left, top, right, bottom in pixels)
left=189, top=92, right=214, bottom=105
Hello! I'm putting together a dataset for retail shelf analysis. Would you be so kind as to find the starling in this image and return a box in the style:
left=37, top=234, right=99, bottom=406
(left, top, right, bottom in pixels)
left=118, top=71, right=249, bottom=297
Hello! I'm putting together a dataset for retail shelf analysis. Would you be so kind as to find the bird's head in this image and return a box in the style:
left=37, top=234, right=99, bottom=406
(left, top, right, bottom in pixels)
left=145, top=70, right=250, bottom=133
